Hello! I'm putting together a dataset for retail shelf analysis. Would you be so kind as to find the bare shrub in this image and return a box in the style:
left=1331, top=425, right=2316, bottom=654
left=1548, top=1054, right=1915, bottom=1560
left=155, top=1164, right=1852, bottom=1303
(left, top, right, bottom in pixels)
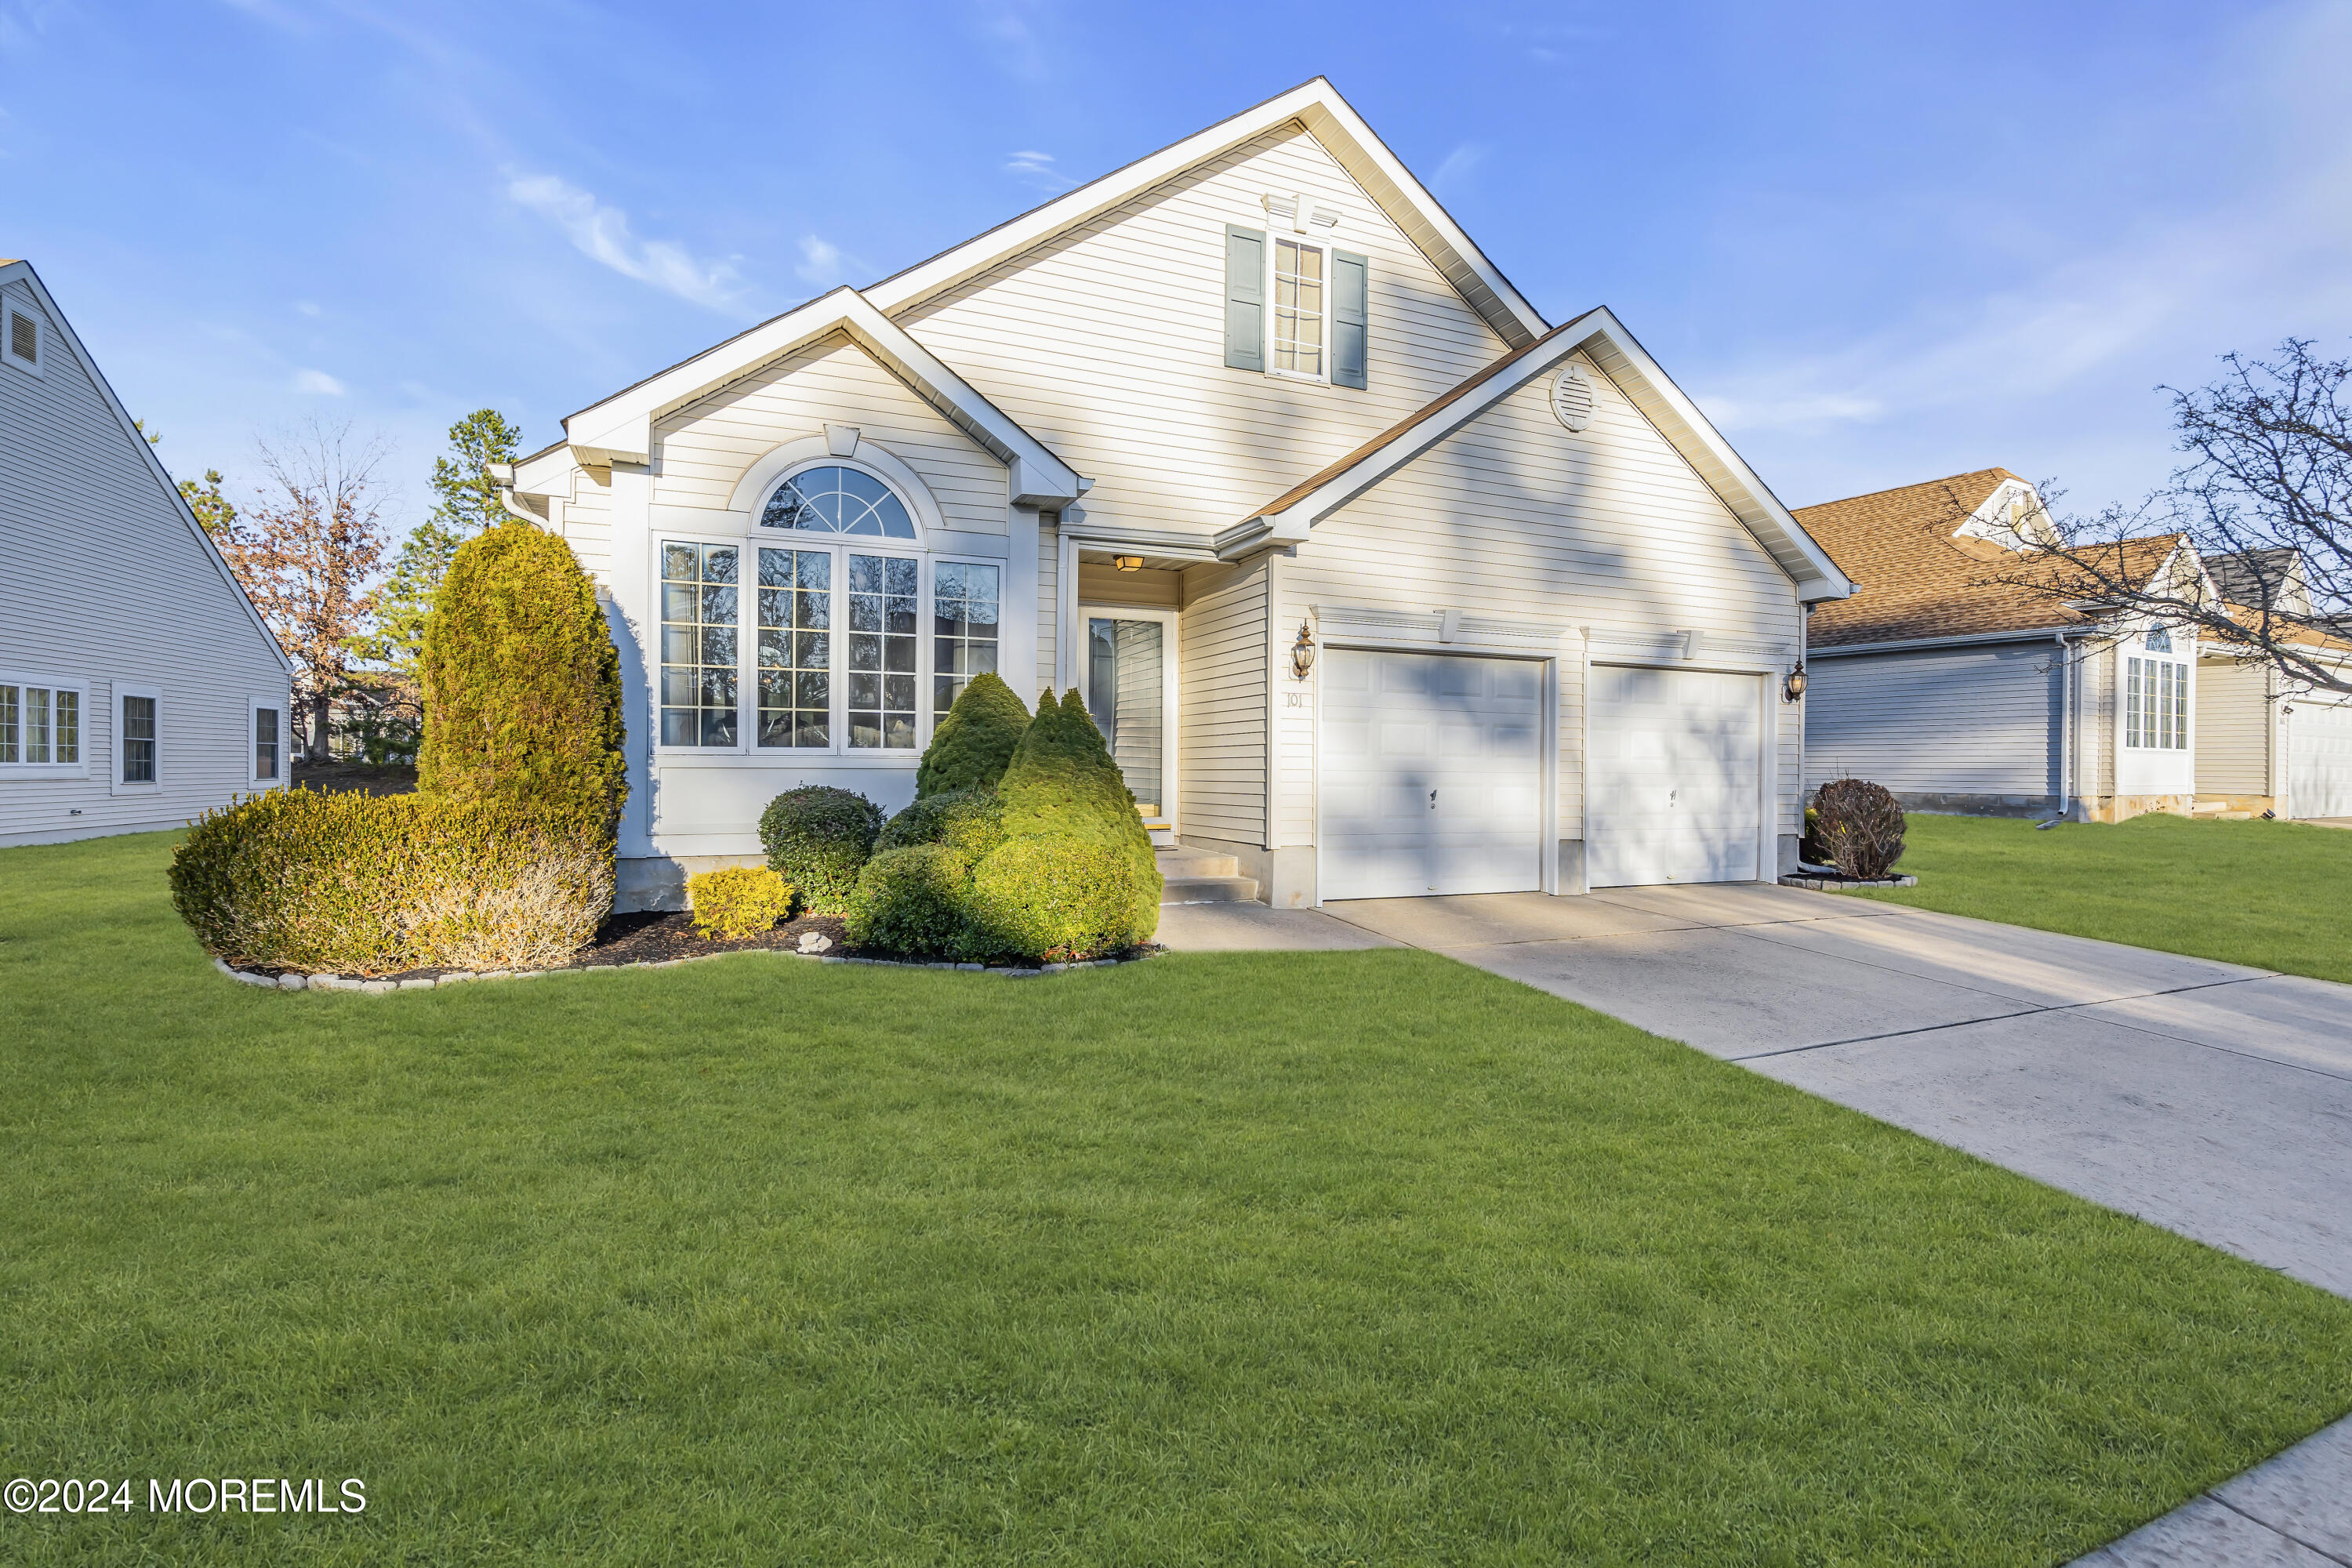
left=402, top=849, right=613, bottom=972
left=1813, top=779, right=1907, bottom=880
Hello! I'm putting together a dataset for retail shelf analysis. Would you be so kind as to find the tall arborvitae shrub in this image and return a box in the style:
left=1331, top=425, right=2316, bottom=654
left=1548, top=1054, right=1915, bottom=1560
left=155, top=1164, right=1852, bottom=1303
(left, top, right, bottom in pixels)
left=992, top=688, right=1160, bottom=940
left=419, top=520, right=627, bottom=843
left=916, top=671, right=1030, bottom=797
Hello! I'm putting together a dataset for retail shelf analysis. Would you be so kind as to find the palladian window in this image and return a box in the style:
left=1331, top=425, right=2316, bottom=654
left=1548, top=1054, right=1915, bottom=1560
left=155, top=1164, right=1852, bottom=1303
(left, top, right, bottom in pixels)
left=760, top=464, right=916, bottom=538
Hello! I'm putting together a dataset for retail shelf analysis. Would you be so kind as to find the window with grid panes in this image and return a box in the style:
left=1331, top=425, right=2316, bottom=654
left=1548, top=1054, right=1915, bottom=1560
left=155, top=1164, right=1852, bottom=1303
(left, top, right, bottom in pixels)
left=0, top=682, right=78, bottom=766
left=932, top=562, right=1000, bottom=717
left=121, top=694, right=156, bottom=782
left=255, top=706, right=280, bottom=781
left=659, top=543, right=739, bottom=746
left=846, top=554, right=917, bottom=749
left=1272, top=238, right=1325, bottom=376
left=757, top=548, right=832, bottom=747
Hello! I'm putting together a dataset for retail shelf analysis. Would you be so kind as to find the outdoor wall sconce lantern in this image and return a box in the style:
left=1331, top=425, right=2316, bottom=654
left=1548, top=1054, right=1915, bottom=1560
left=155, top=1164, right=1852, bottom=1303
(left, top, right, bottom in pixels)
left=1112, top=554, right=1143, bottom=572
left=1783, top=663, right=1808, bottom=702
left=1290, top=620, right=1317, bottom=679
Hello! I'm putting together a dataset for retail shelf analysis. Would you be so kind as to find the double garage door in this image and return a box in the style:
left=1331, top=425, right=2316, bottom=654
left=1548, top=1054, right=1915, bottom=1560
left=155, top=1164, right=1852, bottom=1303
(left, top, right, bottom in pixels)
left=1318, top=650, right=1763, bottom=899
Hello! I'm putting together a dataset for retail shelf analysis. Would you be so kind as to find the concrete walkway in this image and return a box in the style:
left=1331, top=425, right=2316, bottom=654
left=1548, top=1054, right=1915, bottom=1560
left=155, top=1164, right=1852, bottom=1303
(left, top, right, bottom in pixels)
left=1156, top=887, right=2352, bottom=1563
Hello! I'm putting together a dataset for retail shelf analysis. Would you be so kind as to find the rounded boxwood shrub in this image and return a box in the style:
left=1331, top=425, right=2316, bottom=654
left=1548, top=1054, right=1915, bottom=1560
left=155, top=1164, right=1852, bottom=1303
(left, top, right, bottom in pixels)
left=758, top=785, right=884, bottom=913
left=687, top=865, right=793, bottom=940
left=419, top=519, right=627, bottom=847
left=966, top=835, right=1140, bottom=961
left=1813, top=778, right=1907, bottom=880
left=997, top=689, right=1161, bottom=940
left=875, top=785, right=1006, bottom=861
left=916, top=670, right=1029, bottom=797
left=846, top=844, right=979, bottom=957
left=170, top=789, right=610, bottom=976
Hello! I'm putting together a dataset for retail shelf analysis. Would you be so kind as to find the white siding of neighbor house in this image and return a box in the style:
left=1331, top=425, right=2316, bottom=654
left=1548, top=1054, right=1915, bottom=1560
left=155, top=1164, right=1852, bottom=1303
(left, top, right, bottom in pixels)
left=1806, top=642, right=2061, bottom=799
left=1178, top=557, right=1269, bottom=844
left=2197, top=655, right=2274, bottom=797
left=895, top=123, right=1512, bottom=542
left=1276, top=353, right=1806, bottom=847
left=652, top=332, right=1007, bottom=532
left=0, top=273, right=292, bottom=847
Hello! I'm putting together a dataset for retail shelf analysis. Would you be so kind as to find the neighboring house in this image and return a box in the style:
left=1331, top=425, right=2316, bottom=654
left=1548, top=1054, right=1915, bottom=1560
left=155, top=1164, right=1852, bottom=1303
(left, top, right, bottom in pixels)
left=2195, top=553, right=2352, bottom=819
left=1798, top=468, right=2209, bottom=822
left=504, top=79, right=1852, bottom=909
left=0, top=260, right=293, bottom=847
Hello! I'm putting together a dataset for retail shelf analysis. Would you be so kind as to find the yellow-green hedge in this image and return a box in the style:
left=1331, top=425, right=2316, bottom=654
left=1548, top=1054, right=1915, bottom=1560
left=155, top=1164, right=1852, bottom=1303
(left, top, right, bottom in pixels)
left=169, top=789, right=611, bottom=976
left=688, top=866, right=793, bottom=940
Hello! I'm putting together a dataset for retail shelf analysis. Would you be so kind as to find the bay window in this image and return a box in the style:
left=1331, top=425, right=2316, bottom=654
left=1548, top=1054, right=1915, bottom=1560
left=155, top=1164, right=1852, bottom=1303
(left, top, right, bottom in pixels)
left=2125, top=655, right=2190, bottom=750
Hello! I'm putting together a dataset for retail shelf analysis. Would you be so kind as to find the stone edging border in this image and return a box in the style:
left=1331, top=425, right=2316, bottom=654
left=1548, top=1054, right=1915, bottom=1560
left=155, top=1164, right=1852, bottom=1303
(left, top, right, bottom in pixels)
left=1777, top=873, right=1918, bottom=892
left=212, top=946, right=1162, bottom=993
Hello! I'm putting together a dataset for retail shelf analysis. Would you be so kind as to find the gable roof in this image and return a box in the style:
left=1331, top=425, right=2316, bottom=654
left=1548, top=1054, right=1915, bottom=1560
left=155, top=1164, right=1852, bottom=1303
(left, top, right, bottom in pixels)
left=860, top=77, right=1546, bottom=348
left=559, top=286, right=1082, bottom=506
left=1218, top=306, right=1855, bottom=601
left=2207, top=547, right=2307, bottom=614
left=1797, top=469, right=2187, bottom=648
left=0, top=260, right=292, bottom=674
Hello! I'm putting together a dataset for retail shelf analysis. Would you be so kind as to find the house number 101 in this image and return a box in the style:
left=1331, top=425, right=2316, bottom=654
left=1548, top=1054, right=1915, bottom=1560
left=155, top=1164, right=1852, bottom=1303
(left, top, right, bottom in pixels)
left=1284, top=692, right=1308, bottom=708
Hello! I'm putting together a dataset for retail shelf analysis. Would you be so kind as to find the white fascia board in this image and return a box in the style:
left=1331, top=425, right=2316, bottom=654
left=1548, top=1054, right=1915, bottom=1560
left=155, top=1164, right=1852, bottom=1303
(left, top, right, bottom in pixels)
left=0, top=261, right=296, bottom=675
left=860, top=78, right=1548, bottom=350
left=560, top=288, right=1082, bottom=505
left=1242, top=305, right=1857, bottom=601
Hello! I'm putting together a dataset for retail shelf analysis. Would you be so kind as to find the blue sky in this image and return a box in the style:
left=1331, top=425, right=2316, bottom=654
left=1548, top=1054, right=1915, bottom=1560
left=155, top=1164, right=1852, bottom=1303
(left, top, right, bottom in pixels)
left=5, top=0, right=2347, bottom=535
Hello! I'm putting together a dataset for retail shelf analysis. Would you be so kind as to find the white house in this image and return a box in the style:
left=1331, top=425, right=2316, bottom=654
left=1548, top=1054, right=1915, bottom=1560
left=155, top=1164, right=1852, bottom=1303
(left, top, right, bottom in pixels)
left=0, top=260, right=293, bottom=847
left=503, top=79, right=1853, bottom=909
left=1798, top=469, right=2210, bottom=822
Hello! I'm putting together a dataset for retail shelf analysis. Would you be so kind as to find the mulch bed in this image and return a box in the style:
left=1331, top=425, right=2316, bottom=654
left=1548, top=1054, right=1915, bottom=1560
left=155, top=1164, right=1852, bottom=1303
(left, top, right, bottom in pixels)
left=290, top=763, right=419, bottom=797
left=573, top=909, right=855, bottom=968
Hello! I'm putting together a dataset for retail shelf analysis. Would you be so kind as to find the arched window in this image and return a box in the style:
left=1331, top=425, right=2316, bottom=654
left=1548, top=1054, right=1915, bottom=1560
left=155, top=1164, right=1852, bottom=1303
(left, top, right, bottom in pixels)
left=759, top=464, right=916, bottom=539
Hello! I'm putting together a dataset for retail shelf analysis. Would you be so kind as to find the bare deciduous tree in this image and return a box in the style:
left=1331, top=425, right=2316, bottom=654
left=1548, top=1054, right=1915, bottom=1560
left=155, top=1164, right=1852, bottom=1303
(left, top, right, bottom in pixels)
left=1971, top=339, right=2352, bottom=695
left=210, top=423, right=394, bottom=760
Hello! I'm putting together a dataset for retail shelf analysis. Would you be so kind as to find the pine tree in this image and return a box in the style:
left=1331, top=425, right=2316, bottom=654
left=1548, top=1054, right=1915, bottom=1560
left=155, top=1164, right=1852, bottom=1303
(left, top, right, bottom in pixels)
left=366, top=409, right=521, bottom=689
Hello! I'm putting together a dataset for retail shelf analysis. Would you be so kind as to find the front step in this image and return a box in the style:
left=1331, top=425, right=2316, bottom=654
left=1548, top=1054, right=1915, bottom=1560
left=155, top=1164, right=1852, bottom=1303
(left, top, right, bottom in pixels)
left=1142, top=816, right=1177, bottom=848
left=1156, top=844, right=1258, bottom=905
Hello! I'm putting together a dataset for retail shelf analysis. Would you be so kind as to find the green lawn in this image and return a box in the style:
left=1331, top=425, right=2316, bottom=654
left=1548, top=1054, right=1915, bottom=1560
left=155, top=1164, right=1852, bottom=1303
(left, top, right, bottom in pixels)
left=1857, top=811, right=2352, bottom=982
left=4, top=833, right=2349, bottom=1565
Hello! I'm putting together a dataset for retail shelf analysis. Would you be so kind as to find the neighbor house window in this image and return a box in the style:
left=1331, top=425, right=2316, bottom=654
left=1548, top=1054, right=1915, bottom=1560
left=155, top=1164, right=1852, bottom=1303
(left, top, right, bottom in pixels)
left=1, top=680, right=81, bottom=767
left=3, top=302, right=39, bottom=376
left=660, top=543, right=739, bottom=747
left=846, top=554, right=918, bottom=749
left=1272, top=238, right=1325, bottom=377
left=933, top=562, right=1000, bottom=717
left=756, top=547, right=831, bottom=748
left=2125, top=656, right=2190, bottom=750
left=254, top=705, right=281, bottom=782
left=121, top=693, right=157, bottom=782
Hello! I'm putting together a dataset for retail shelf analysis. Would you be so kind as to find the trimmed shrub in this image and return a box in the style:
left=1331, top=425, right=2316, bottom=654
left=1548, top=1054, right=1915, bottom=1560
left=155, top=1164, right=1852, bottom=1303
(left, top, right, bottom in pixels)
left=169, top=789, right=609, bottom=976
left=996, top=688, right=1161, bottom=941
left=847, top=844, right=979, bottom=957
left=758, top=786, right=884, bottom=913
left=966, top=835, right=1140, bottom=961
left=916, top=670, right=1030, bottom=797
left=1813, top=779, right=1907, bottom=880
left=875, top=786, right=1006, bottom=861
left=688, top=866, right=793, bottom=940
left=419, top=519, right=627, bottom=846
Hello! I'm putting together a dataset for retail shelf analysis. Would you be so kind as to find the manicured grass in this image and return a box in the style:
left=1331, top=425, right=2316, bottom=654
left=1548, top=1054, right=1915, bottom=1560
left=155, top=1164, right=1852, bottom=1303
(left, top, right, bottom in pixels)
left=1856, top=811, right=2352, bottom=982
left=4, top=833, right=2349, bottom=1565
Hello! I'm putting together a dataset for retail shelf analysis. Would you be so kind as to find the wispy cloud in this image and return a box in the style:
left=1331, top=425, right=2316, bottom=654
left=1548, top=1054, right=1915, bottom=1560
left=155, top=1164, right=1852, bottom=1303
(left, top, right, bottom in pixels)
left=1429, top=142, right=1487, bottom=196
left=1004, top=148, right=1076, bottom=190
left=974, top=2, right=1049, bottom=82
left=292, top=368, right=346, bottom=395
left=506, top=172, right=742, bottom=310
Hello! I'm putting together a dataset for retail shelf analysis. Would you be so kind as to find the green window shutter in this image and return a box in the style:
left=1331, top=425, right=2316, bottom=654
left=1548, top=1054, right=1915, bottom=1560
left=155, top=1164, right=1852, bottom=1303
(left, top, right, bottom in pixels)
left=1331, top=250, right=1368, bottom=389
left=1224, top=225, right=1265, bottom=372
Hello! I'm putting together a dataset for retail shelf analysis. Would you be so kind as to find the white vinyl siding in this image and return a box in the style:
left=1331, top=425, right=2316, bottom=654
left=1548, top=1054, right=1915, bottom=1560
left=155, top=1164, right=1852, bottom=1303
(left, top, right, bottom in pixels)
left=897, top=125, right=1509, bottom=539
left=0, top=273, right=291, bottom=845
left=1273, top=353, right=1804, bottom=849
left=1806, top=644, right=2062, bottom=799
left=2194, top=657, right=2273, bottom=797
left=1178, top=556, right=1269, bottom=844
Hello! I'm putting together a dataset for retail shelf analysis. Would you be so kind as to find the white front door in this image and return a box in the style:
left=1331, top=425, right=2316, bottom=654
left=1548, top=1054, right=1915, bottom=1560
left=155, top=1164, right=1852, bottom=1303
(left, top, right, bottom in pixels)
left=1587, top=664, right=1763, bottom=887
left=2288, top=696, right=2352, bottom=818
left=1319, top=648, right=1544, bottom=900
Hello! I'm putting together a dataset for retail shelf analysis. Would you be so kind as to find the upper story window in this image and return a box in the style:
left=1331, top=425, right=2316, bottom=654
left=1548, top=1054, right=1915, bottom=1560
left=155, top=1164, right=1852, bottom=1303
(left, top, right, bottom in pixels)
left=1224, top=224, right=1368, bottom=390
left=1272, top=238, right=1326, bottom=377
left=760, top=463, right=916, bottom=538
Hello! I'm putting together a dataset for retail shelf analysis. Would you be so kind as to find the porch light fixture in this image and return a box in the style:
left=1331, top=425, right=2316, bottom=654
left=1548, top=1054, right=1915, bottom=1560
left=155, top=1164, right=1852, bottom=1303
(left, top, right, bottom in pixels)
left=1783, top=663, right=1808, bottom=702
left=1290, top=619, right=1316, bottom=679
left=1112, top=554, right=1143, bottom=572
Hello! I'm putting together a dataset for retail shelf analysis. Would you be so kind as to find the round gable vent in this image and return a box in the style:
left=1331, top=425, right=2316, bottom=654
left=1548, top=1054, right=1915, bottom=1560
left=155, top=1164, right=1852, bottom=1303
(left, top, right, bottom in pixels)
left=1552, top=365, right=1594, bottom=432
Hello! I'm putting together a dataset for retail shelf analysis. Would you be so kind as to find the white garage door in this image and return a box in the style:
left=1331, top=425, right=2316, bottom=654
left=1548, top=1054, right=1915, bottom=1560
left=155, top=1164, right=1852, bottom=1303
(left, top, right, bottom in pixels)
left=1319, top=648, right=1544, bottom=900
left=2289, top=698, right=2352, bottom=818
left=1588, top=664, right=1762, bottom=887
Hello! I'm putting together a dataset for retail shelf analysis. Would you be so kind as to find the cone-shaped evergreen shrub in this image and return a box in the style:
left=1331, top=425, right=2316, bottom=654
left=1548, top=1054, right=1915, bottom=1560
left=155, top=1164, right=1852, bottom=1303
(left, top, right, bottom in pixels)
left=989, top=688, right=1160, bottom=946
left=875, top=785, right=1006, bottom=861
left=916, top=671, right=1030, bottom=797
left=419, top=520, right=627, bottom=844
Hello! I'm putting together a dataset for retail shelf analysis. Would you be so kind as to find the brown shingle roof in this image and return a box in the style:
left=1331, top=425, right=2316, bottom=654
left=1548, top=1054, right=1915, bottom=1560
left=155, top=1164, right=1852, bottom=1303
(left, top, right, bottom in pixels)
left=1796, top=469, right=2182, bottom=648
